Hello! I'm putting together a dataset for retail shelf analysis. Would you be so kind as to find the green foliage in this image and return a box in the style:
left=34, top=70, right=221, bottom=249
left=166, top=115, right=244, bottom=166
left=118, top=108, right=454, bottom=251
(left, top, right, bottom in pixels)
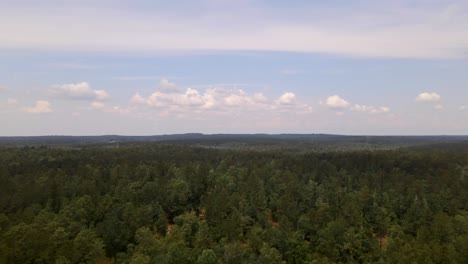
left=0, top=144, right=467, bottom=263
left=196, top=249, right=218, bottom=264
left=72, top=229, right=105, bottom=263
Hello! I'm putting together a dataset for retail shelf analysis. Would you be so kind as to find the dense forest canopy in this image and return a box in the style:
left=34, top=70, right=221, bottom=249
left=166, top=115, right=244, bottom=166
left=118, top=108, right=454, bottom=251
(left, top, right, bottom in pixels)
left=0, top=138, right=467, bottom=263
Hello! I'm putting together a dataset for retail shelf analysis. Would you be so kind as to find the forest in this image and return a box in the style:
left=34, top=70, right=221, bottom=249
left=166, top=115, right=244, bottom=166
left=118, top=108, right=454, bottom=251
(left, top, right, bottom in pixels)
left=0, top=139, right=467, bottom=263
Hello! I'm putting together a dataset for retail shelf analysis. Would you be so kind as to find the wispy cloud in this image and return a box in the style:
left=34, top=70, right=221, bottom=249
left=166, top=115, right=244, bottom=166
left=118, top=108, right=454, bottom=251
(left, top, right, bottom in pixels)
left=352, top=104, right=390, bottom=114
left=7, top=98, right=18, bottom=105
left=434, top=104, right=444, bottom=110
left=0, top=98, right=18, bottom=113
left=46, top=63, right=101, bottom=70
left=90, top=101, right=105, bottom=109
left=1, top=2, right=467, bottom=58
left=281, top=70, right=301, bottom=75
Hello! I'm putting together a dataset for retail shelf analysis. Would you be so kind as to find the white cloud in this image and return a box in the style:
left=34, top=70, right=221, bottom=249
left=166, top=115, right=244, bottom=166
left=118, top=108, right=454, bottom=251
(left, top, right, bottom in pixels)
left=325, top=95, right=350, bottom=109
left=276, top=92, right=296, bottom=105
left=415, top=92, right=441, bottom=102
left=434, top=104, right=444, bottom=110
left=23, top=100, right=52, bottom=113
left=135, top=79, right=266, bottom=110
left=323, top=97, right=389, bottom=115
left=222, top=90, right=269, bottom=108
left=130, top=93, right=147, bottom=105
left=224, top=92, right=247, bottom=106
left=94, top=90, right=110, bottom=100
left=253, top=93, right=267, bottom=102
left=147, top=88, right=210, bottom=108
left=49, top=82, right=110, bottom=100
left=130, top=79, right=187, bottom=107
left=352, top=104, right=373, bottom=112
left=352, top=104, right=390, bottom=114
left=157, top=78, right=181, bottom=93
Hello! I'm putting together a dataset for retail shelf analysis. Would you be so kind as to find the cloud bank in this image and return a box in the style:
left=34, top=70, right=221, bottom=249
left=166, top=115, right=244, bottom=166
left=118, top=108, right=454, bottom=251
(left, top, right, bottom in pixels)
left=1, top=2, right=468, bottom=58
left=127, top=79, right=312, bottom=116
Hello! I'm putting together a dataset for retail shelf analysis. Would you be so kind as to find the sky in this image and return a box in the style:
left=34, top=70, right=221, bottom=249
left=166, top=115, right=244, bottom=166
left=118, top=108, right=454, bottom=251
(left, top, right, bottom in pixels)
left=1, top=0, right=468, bottom=136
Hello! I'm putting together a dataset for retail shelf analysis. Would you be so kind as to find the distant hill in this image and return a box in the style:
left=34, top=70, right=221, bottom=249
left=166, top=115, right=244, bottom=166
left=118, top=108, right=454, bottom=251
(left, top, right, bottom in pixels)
left=1, top=134, right=467, bottom=151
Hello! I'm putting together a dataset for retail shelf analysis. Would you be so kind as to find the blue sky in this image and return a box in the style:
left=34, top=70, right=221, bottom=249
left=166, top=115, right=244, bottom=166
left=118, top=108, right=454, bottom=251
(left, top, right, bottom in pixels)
left=1, top=0, right=467, bottom=135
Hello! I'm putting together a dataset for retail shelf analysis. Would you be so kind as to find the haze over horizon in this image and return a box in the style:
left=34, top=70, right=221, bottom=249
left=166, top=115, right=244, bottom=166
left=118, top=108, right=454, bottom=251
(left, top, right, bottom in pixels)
left=1, top=0, right=468, bottom=136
